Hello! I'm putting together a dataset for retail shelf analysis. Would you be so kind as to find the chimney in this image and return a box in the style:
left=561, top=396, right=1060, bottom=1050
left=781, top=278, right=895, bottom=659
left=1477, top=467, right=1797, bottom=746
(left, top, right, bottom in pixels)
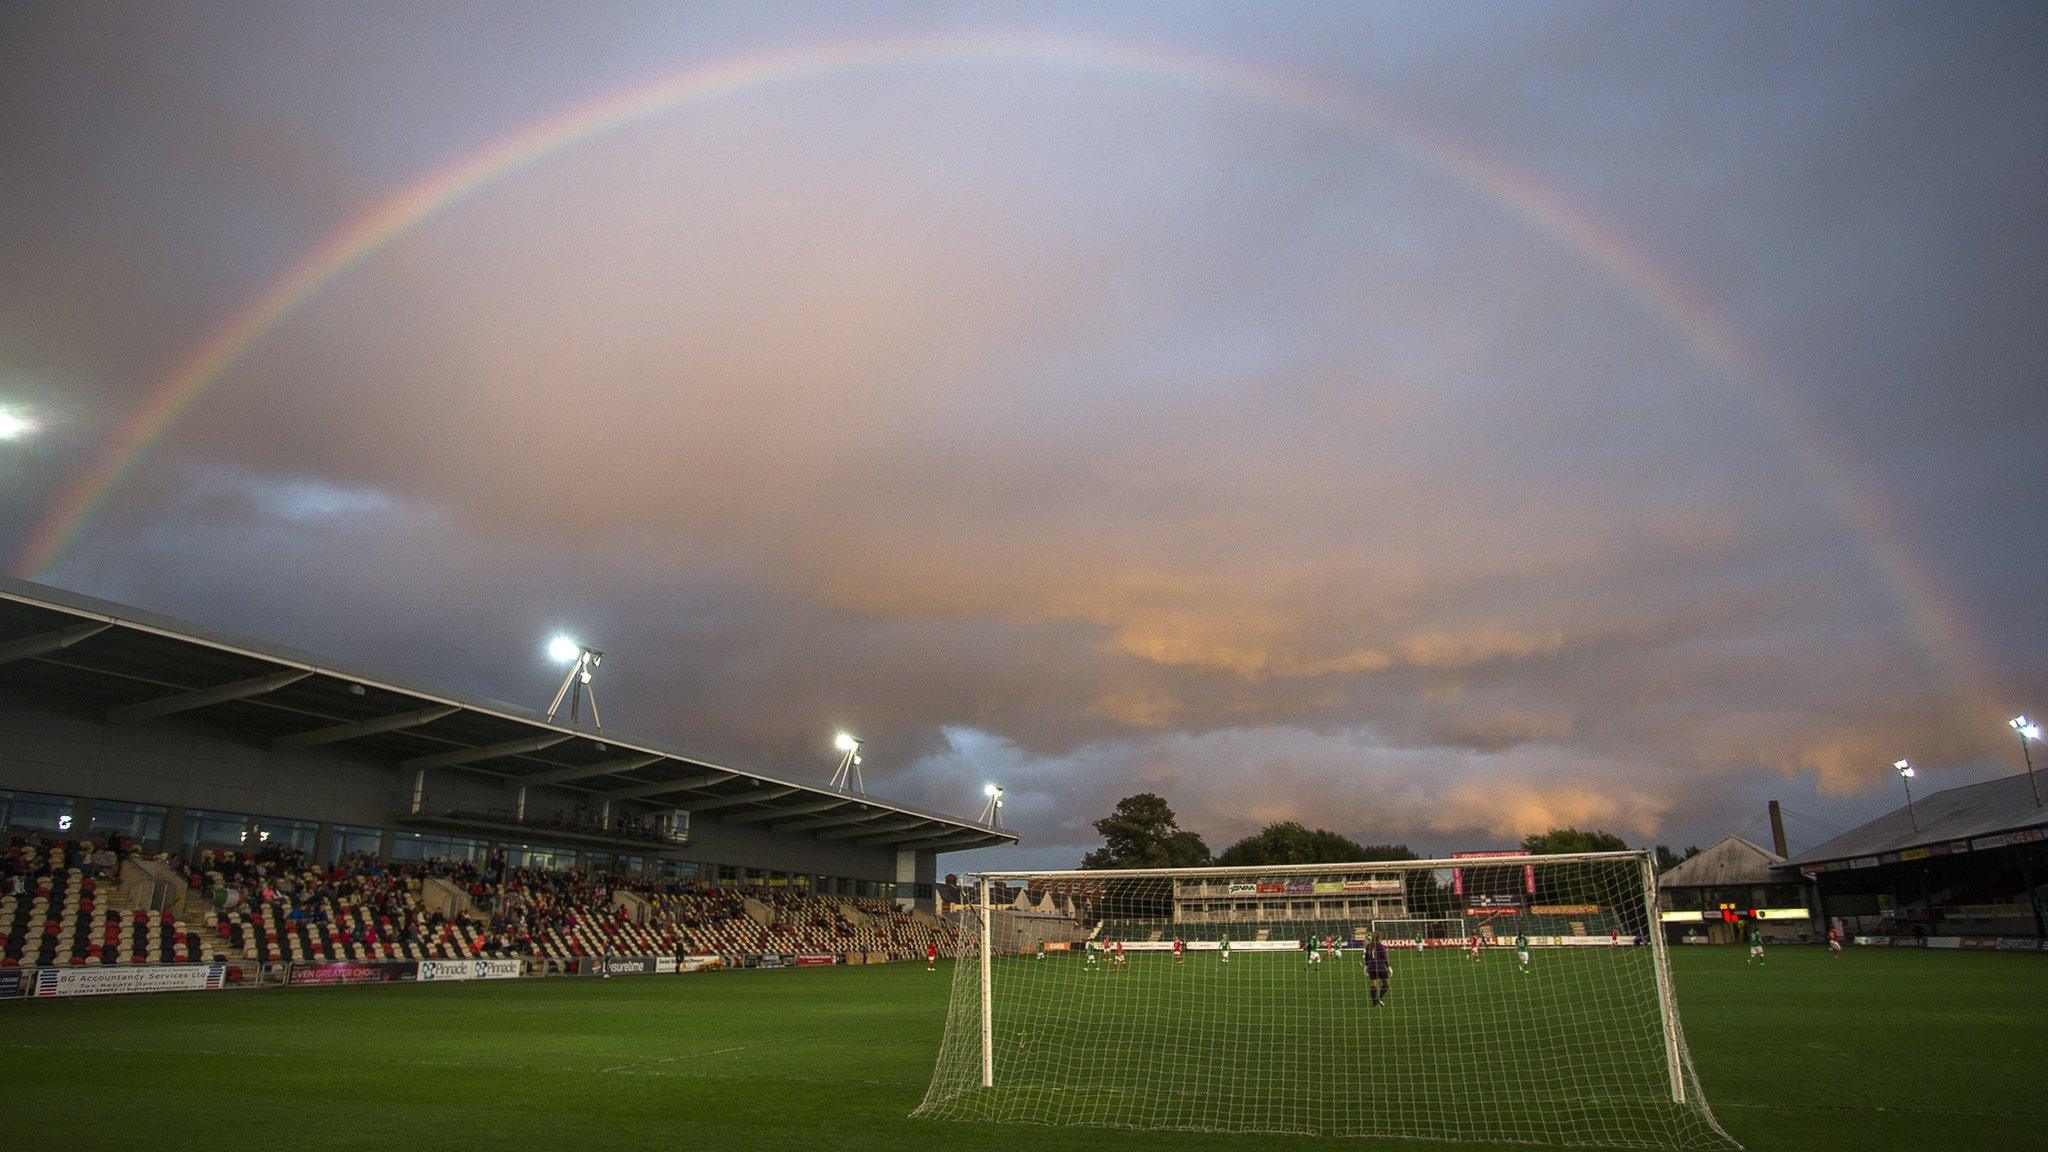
left=1767, top=800, right=1788, bottom=859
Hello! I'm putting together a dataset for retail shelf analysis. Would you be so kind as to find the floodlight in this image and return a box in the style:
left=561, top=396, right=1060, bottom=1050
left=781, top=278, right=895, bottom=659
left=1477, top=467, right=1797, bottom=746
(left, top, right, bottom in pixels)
left=1894, top=758, right=1920, bottom=828
left=828, top=731, right=868, bottom=794
left=543, top=636, right=605, bottom=729
left=978, top=783, right=1005, bottom=828
left=2013, top=715, right=2044, bottom=809
left=0, top=409, right=33, bottom=440
left=985, top=783, right=999, bottom=797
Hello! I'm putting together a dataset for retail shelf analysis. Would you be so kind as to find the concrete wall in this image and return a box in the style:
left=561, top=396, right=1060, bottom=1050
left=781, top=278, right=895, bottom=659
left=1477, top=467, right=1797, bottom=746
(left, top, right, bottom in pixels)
left=0, top=698, right=920, bottom=885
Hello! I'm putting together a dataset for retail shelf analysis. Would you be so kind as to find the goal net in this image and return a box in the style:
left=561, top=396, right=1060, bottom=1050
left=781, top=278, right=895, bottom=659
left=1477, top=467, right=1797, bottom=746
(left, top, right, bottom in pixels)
left=916, top=851, right=1737, bottom=1150
left=1373, top=916, right=1469, bottom=943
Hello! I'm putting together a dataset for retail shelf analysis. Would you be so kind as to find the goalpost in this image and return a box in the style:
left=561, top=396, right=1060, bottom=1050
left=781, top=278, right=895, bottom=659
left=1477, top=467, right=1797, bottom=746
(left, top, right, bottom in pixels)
left=917, top=851, right=1738, bottom=1150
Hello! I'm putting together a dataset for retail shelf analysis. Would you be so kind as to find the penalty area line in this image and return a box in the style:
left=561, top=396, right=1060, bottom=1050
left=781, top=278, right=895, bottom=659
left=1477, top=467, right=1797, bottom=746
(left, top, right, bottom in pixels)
left=594, top=1038, right=783, bottom=1075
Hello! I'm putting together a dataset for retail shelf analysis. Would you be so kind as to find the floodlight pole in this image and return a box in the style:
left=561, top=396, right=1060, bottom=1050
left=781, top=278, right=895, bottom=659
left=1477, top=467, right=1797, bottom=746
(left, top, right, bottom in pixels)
left=2013, top=719, right=2041, bottom=808
left=1896, top=761, right=1919, bottom=831
left=546, top=647, right=604, bottom=730
left=978, top=788, right=1004, bottom=829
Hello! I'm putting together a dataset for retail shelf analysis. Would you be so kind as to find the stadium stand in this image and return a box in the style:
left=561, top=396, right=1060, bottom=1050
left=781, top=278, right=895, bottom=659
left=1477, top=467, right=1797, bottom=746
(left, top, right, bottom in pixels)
left=4, top=833, right=958, bottom=970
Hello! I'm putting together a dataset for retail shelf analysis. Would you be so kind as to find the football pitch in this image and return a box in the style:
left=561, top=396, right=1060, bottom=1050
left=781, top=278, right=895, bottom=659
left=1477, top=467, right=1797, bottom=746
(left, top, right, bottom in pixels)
left=0, top=948, right=2041, bottom=1152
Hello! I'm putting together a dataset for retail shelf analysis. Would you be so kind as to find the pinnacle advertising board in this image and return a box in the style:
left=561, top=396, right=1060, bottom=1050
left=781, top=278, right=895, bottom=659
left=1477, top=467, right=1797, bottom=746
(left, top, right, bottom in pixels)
left=416, top=959, right=523, bottom=982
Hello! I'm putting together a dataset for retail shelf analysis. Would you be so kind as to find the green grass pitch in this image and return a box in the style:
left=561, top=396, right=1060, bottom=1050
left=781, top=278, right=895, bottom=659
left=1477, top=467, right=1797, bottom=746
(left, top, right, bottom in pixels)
left=0, top=948, right=2041, bottom=1152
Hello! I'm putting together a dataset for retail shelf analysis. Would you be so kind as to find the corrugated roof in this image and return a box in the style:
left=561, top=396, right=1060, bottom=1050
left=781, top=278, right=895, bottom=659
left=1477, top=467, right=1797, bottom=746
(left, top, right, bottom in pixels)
left=1781, top=768, right=2048, bottom=868
left=0, top=576, right=1017, bottom=853
left=1658, top=835, right=1785, bottom=889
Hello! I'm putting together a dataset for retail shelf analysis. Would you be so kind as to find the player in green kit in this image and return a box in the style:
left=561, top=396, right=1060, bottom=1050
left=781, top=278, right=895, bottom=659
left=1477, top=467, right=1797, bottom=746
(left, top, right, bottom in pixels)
left=1748, top=927, right=1764, bottom=964
left=1305, top=935, right=1322, bottom=966
left=1514, top=932, right=1530, bottom=973
left=1220, top=935, right=1231, bottom=965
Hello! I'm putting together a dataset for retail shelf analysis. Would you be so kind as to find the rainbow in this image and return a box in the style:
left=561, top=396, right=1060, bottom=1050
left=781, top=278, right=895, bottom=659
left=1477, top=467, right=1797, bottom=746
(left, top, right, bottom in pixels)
left=14, top=32, right=1997, bottom=715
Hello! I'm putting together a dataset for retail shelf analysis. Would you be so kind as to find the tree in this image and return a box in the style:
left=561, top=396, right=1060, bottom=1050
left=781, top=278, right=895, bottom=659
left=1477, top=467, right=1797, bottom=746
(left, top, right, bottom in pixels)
left=1520, top=827, right=1631, bottom=907
left=1216, top=821, right=1419, bottom=867
left=1653, top=844, right=1702, bottom=875
left=1079, top=793, right=1210, bottom=921
left=1079, top=793, right=1211, bottom=870
left=1520, top=827, right=1630, bottom=855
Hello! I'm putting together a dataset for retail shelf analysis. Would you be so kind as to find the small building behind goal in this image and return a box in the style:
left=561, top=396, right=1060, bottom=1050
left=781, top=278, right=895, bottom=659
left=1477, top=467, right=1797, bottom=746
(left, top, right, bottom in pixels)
left=1169, top=870, right=1406, bottom=929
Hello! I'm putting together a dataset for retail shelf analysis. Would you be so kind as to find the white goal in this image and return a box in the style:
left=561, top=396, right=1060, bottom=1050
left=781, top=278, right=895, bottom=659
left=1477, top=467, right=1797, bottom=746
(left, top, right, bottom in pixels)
left=916, top=851, right=1737, bottom=1150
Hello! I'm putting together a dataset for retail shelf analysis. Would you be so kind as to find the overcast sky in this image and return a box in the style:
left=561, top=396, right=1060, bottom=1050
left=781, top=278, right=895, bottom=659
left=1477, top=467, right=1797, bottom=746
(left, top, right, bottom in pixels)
left=3, top=2, right=2043, bottom=871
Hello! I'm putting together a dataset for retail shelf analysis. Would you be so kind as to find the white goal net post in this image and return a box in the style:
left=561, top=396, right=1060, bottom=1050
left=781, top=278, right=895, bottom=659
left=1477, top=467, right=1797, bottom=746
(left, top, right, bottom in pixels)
left=917, top=850, right=1738, bottom=1151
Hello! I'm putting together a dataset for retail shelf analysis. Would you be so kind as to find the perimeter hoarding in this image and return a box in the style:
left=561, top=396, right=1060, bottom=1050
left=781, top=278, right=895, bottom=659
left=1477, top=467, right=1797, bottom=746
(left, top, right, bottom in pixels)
left=416, top=959, right=522, bottom=982
left=286, top=961, right=411, bottom=987
left=31, top=963, right=226, bottom=998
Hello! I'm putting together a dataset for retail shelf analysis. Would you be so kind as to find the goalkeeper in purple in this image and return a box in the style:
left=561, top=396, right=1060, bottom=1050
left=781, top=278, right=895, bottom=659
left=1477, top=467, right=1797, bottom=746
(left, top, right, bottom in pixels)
left=1361, top=930, right=1392, bottom=1007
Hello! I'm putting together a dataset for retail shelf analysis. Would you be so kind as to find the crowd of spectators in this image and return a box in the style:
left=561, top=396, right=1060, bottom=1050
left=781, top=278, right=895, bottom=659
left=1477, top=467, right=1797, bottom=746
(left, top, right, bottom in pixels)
left=5, top=832, right=957, bottom=968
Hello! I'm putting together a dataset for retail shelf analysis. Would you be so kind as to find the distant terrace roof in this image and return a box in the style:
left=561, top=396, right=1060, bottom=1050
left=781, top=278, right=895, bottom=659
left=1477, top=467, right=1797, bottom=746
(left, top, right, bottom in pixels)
left=1781, top=768, right=2048, bottom=871
left=0, top=576, right=1016, bottom=854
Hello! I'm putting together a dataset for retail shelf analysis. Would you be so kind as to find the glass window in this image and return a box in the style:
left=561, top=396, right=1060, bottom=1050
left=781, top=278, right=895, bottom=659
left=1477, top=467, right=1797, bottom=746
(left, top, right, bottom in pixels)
left=89, top=800, right=167, bottom=844
left=247, top=817, right=318, bottom=852
left=4, top=790, right=76, bottom=834
left=185, top=809, right=253, bottom=850
left=393, top=832, right=490, bottom=863
left=329, top=824, right=383, bottom=863
left=507, top=845, right=569, bottom=871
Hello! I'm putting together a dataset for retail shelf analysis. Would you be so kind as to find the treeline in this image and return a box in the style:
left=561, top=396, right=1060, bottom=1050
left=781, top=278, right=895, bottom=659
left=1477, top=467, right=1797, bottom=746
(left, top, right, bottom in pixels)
left=1077, top=792, right=1701, bottom=872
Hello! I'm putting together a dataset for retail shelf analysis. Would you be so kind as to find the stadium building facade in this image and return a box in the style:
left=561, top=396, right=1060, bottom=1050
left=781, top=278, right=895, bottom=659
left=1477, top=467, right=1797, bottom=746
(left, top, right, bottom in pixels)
left=1170, top=872, right=1406, bottom=926
left=0, top=579, right=1014, bottom=906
